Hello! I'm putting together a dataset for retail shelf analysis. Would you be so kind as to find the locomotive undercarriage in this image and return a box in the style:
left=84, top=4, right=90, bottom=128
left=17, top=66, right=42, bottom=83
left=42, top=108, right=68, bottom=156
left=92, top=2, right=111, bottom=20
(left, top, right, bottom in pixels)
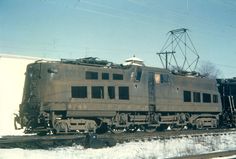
left=21, top=110, right=220, bottom=135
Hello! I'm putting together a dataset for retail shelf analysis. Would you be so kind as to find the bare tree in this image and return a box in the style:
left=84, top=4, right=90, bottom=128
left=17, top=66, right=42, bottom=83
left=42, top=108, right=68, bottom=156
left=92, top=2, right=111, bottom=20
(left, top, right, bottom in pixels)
left=198, top=61, right=221, bottom=79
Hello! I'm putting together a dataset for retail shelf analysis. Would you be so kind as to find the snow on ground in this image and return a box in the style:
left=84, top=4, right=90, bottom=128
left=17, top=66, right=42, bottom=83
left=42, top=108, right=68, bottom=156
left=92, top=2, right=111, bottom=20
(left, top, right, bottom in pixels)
left=0, top=132, right=236, bottom=159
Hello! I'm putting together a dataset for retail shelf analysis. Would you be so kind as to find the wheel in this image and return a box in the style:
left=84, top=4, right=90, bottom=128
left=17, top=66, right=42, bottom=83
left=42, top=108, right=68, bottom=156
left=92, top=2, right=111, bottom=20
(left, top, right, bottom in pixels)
left=156, top=125, right=168, bottom=131
left=141, top=125, right=156, bottom=133
left=109, top=126, right=125, bottom=134
left=145, top=126, right=156, bottom=133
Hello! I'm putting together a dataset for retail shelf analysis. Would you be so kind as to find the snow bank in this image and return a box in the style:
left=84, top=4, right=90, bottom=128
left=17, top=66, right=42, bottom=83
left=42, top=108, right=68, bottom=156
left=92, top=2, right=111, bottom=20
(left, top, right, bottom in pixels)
left=0, top=132, right=236, bottom=159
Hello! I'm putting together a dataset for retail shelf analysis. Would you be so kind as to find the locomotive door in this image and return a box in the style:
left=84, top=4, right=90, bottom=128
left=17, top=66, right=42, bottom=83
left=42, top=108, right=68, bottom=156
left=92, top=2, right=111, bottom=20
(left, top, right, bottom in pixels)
left=148, top=72, right=156, bottom=112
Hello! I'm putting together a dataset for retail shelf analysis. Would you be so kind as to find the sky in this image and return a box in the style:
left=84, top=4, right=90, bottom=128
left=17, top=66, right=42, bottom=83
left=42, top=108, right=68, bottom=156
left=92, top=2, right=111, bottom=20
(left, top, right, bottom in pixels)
left=0, top=0, right=236, bottom=77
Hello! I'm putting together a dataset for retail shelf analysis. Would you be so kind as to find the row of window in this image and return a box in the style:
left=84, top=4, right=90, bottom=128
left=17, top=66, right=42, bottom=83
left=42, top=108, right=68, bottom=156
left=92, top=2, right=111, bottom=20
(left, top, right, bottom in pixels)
left=86, top=71, right=123, bottom=80
left=183, top=91, right=218, bottom=103
left=71, top=86, right=129, bottom=100
left=86, top=71, right=172, bottom=84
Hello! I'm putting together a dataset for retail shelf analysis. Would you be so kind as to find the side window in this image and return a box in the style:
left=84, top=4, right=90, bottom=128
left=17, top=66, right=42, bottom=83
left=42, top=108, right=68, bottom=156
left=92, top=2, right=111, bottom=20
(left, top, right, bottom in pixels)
left=213, top=94, right=218, bottom=103
left=113, top=74, right=123, bottom=80
left=155, top=73, right=161, bottom=84
left=71, top=86, right=87, bottom=98
left=155, top=74, right=169, bottom=84
left=203, top=93, right=211, bottom=103
left=92, top=86, right=104, bottom=99
left=136, top=67, right=142, bottom=81
left=183, top=91, right=191, bottom=102
left=108, top=86, right=115, bottom=99
left=193, top=92, right=201, bottom=103
left=161, top=74, right=169, bottom=83
left=86, top=71, right=98, bottom=80
left=119, top=86, right=129, bottom=100
left=102, top=73, right=109, bottom=80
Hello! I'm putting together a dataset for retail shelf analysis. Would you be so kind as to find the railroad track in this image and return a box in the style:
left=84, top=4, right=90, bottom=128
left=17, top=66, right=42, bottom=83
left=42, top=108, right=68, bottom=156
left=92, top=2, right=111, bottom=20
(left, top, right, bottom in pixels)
left=0, top=134, right=85, bottom=149
left=99, top=128, right=236, bottom=144
left=0, top=128, right=236, bottom=149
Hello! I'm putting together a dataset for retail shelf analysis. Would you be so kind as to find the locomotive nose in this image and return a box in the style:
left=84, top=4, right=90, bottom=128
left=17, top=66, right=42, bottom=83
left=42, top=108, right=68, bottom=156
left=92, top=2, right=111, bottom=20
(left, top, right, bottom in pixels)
left=18, top=63, right=42, bottom=132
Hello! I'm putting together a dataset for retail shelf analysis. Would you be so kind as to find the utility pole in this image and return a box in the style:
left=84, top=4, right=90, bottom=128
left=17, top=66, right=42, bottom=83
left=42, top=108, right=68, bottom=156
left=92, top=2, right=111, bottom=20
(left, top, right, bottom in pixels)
left=156, top=51, right=176, bottom=70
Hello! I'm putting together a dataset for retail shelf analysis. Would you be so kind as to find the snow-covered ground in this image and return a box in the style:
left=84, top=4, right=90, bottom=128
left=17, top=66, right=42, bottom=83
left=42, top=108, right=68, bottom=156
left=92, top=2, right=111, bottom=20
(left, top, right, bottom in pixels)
left=1, top=132, right=236, bottom=159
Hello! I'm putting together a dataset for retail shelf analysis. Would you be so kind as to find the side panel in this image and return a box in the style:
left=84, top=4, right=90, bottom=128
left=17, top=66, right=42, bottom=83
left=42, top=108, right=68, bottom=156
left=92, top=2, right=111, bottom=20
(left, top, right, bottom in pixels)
left=41, top=64, right=150, bottom=117
left=155, top=74, right=222, bottom=113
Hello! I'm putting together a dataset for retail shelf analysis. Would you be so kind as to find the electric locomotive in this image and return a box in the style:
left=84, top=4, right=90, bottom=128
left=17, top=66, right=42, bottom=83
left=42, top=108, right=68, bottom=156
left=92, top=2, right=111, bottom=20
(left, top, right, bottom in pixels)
left=15, top=57, right=222, bottom=134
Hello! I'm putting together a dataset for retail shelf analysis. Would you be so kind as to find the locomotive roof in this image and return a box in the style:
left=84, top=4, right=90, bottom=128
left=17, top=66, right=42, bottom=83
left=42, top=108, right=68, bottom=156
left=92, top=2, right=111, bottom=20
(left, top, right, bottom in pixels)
left=60, top=57, right=124, bottom=69
left=59, top=57, right=169, bottom=72
left=34, top=57, right=206, bottom=78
